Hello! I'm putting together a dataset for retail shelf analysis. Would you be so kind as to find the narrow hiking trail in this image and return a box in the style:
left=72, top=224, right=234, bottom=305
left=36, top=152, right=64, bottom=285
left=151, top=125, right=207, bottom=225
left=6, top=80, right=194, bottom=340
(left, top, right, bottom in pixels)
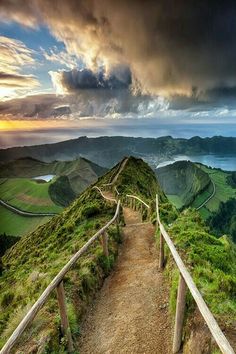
left=78, top=206, right=173, bottom=354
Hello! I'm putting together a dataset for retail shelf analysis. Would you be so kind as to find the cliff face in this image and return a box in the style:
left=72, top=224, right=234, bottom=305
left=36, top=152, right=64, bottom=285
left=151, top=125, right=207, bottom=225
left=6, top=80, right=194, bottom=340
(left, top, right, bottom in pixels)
left=156, top=160, right=210, bottom=208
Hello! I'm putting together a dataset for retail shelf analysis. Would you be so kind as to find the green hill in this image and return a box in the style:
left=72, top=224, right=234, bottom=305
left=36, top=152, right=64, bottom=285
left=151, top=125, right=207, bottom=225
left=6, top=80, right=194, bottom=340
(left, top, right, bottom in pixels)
left=156, top=161, right=211, bottom=209
left=192, top=164, right=236, bottom=218
left=0, top=157, right=107, bottom=238
left=156, top=161, right=236, bottom=218
left=0, top=157, right=167, bottom=352
left=0, top=157, right=235, bottom=353
left=0, top=157, right=107, bottom=195
left=1, top=135, right=236, bottom=167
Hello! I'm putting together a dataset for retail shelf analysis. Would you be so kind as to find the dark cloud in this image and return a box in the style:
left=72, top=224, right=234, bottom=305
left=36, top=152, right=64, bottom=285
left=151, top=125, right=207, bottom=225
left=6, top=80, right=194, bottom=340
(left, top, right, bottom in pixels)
left=0, top=90, right=167, bottom=118
left=53, top=65, right=132, bottom=92
left=1, top=0, right=236, bottom=97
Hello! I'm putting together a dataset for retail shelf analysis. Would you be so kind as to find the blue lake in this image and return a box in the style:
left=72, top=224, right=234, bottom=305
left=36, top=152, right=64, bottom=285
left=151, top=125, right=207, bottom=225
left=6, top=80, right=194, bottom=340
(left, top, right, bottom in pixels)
left=33, top=174, right=55, bottom=182
left=156, top=154, right=236, bottom=171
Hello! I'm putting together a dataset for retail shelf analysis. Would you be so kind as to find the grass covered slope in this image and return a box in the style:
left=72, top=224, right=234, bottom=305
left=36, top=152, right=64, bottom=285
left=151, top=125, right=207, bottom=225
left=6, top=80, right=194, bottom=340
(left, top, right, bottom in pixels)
left=0, top=156, right=160, bottom=352
left=0, top=187, right=119, bottom=351
left=0, top=178, right=63, bottom=213
left=194, top=164, right=236, bottom=218
left=99, top=156, right=178, bottom=223
left=0, top=157, right=107, bottom=195
left=208, top=198, right=236, bottom=243
left=156, top=161, right=210, bottom=209
left=0, top=206, right=50, bottom=237
left=167, top=209, right=236, bottom=320
left=0, top=157, right=107, bottom=238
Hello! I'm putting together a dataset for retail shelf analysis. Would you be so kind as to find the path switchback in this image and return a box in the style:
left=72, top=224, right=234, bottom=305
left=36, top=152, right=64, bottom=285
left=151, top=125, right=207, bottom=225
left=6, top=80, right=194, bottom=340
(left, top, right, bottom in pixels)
left=78, top=206, right=172, bottom=353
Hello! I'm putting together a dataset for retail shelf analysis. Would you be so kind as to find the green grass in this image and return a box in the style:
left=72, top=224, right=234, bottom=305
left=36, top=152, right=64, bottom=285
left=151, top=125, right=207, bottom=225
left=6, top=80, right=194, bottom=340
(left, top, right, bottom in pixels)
left=0, top=178, right=63, bottom=213
left=164, top=209, right=236, bottom=322
left=0, top=159, right=130, bottom=352
left=157, top=161, right=210, bottom=209
left=0, top=206, right=51, bottom=237
left=194, top=165, right=236, bottom=215
left=166, top=194, right=184, bottom=209
left=191, top=180, right=214, bottom=208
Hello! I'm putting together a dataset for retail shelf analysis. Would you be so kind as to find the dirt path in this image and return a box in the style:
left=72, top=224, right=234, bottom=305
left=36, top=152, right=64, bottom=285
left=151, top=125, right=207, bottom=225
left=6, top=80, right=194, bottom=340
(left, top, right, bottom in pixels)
left=111, top=157, right=128, bottom=184
left=77, top=207, right=172, bottom=354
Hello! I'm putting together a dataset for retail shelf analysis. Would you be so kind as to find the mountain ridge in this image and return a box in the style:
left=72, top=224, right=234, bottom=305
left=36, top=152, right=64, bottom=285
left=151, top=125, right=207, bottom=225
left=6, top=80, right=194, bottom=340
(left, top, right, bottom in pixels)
left=1, top=135, right=236, bottom=167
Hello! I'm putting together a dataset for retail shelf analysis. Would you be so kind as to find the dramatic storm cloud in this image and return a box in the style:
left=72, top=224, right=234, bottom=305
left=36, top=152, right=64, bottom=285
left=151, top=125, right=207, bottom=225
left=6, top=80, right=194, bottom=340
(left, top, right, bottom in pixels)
left=1, top=0, right=236, bottom=121
left=50, top=65, right=132, bottom=94
left=1, top=0, right=236, bottom=98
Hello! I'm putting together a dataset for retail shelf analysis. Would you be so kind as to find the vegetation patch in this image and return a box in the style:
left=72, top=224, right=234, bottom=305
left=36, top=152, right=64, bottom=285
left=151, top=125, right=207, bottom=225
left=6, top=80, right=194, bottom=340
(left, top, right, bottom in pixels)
left=0, top=206, right=51, bottom=237
left=156, top=160, right=210, bottom=209
left=49, top=176, right=76, bottom=207
left=162, top=209, right=236, bottom=322
left=0, top=169, right=120, bottom=352
left=208, top=198, right=236, bottom=243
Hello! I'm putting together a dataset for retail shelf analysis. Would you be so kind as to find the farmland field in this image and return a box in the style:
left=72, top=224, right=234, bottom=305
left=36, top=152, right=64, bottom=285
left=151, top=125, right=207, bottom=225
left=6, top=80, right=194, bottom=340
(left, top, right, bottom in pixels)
left=195, top=165, right=236, bottom=212
left=0, top=206, right=51, bottom=236
left=0, top=178, right=63, bottom=213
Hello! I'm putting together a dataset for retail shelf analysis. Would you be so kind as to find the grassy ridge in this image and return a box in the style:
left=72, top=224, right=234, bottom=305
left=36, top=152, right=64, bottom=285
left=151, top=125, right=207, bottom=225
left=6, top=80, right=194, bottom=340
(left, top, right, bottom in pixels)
left=1, top=156, right=236, bottom=352
left=0, top=157, right=159, bottom=352
left=0, top=157, right=107, bottom=195
left=0, top=187, right=119, bottom=351
left=196, top=165, right=236, bottom=214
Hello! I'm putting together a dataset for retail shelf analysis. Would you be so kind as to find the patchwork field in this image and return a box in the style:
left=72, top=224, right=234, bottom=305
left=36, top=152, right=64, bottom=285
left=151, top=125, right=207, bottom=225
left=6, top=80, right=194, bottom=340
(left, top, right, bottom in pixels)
left=0, top=178, right=63, bottom=213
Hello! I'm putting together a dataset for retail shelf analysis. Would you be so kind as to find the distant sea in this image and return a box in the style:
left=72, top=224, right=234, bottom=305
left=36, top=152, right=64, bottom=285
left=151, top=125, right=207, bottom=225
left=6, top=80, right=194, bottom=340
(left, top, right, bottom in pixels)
left=1, top=119, right=236, bottom=149
left=157, top=154, right=236, bottom=171
left=0, top=118, right=236, bottom=171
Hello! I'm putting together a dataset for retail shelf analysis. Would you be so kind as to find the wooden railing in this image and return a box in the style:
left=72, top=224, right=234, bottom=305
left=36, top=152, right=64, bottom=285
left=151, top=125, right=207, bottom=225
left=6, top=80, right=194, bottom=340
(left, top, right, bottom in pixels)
left=123, top=194, right=151, bottom=220
left=125, top=193, right=234, bottom=354
left=155, top=195, right=234, bottom=354
left=1, top=187, right=234, bottom=354
left=0, top=200, right=121, bottom=354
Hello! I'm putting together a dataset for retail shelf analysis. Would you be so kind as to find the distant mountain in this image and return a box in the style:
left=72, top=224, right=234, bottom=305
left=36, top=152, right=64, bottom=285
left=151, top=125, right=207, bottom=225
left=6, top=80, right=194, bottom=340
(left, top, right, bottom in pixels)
left=0, top=157, right=107, bottom=194
left=1, top=136, right=236, bottom=167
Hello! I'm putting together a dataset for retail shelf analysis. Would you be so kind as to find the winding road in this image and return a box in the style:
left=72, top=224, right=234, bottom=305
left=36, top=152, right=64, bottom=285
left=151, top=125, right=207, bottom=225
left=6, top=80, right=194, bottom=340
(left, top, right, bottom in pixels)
left=196, top=180, right=216, bottom=210
left=0, top=199, right=58, bottom=217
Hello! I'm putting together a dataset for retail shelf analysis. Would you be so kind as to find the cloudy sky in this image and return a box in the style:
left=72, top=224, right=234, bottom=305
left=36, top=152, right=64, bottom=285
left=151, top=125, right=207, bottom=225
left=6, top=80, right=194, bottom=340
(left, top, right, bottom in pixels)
left=0, top=0, right=236, bottom=147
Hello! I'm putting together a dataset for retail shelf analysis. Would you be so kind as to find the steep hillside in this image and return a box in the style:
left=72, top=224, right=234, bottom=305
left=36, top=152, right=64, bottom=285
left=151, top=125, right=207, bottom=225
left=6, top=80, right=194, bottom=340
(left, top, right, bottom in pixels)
left=0, top=157, right=166, bottom=353
left=193, top=164, right=236, bottom=218
left=163, top=209, right=236, bottom=351
left=1, top=156, right=236, bottom=353
left=208, top=198, right=236, bottom=243
left=1, top=135, right=236, bottom=167
left=0, top=157, right=107, bottom=238
left=0, top=157, right=107, bottom=194
left=156, top=161, right=211, bottom=209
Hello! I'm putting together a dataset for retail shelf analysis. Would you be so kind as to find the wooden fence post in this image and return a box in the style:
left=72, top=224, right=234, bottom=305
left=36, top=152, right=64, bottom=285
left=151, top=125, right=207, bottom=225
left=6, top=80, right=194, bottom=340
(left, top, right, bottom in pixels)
left=116, top=210, right=120, bottom=235
left=173, top=274, right=187, bottom=353
left=159, top=233, right=165, bottom=269
left=102, top=231, right=109, bottom=257
left=56, top=281, right=74, bottom=353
